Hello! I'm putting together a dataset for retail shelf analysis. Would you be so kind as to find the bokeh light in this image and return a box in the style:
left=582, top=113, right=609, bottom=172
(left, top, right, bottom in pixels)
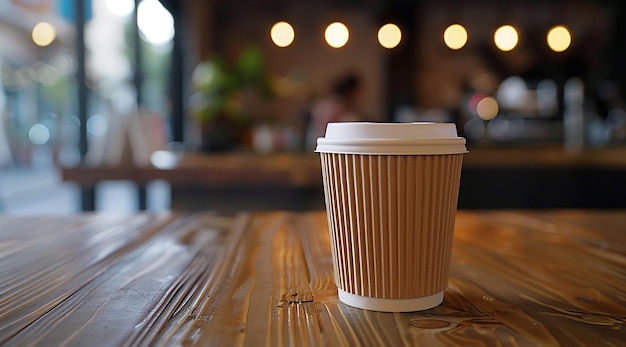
left=536, top=79, right=558, bottom=116
left=51, top=54, right=75, bottom=75
left=87, top=115, right=108, bottom=137
left=476, top=97, right=499, bottom=120
left=488, top=118, right=510, bottom=139
left=270, top=21, right=295, bottom=48
left=494, top=25, right=518, bottom=51
left=105, top=0, right=134, bottom=16
left=325, top=22, right=349, bottom=48
left=464, top=118, right=486, bottom=140
left=32, top=22, right=56, bottom=47
left=37, top=64, right=60, bottom=86
left=378, top=23, right=402, bottom=49
left=497, top=76, right=526, bottom=109
left=547, top=25, right=571, bottom=52
left=150, top=150, right=178, bottom=169
left=468, top=93, right=487, bottom=115
left=137, top=0, right=174, bottom=45
left=28, top=124, right=50, bottom=145
left=443, top=24, right=468, bottom=50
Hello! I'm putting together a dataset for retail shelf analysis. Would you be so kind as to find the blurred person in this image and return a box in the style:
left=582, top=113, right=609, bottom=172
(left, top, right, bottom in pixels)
left=305, top=72, right=367, bottom=150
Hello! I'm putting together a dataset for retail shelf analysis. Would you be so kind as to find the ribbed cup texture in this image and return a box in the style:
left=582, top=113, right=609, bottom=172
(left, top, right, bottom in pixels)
left=320, top=153, right=463, bottom=299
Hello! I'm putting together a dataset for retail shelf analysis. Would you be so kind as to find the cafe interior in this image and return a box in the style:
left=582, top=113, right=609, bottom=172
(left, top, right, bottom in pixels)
left=0, top=0, right=625, bottom=213
left=1, top=1, right=625, bottom=345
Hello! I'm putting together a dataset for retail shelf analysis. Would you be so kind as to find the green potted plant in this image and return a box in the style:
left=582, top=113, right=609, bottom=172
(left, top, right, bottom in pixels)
left=190, top=46, right=273, bottom=151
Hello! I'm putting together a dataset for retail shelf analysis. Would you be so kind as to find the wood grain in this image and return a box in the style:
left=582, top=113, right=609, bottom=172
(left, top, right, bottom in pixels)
left=0, top=210, right=624, bottom=346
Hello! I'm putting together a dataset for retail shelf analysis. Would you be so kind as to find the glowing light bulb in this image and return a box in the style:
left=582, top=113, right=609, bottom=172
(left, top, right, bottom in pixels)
left=443, top=24, right=468, bottom=50
left=378, top=23, right=402, bottom=49
left=494, top=25, right=518, bottom=52
left=325, top=22, right=349, bottom=48
left=547, top=25, right=571, bottom=52
left=270, top=21, right=295, bottom=47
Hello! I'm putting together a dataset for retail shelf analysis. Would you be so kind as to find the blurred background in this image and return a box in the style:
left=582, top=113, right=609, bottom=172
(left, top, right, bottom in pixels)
left=0, top=0, right=624, bottom=214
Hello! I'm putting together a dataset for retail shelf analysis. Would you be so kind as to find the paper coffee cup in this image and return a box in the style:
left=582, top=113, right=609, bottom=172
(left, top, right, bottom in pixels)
left=316, top=122, right=467, bottom=312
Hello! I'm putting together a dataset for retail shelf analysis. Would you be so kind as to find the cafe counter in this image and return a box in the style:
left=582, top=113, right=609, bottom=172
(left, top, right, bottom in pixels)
left=61, top=145, right=626, bottom=210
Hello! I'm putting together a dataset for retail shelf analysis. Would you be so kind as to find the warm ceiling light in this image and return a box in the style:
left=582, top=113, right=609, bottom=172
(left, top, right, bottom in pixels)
left=443, top=24, right=468, bottom=50
left=270, top=21, right=295, bottom=48
left=494, top=25, right=518, bottom=51
left=325, top=22, right=349, bottom=48
left=32, top=22, right=56, bottom=47
left=547, top=25, right=571, bottom=52
left=378, top=23, right=402, bottom=49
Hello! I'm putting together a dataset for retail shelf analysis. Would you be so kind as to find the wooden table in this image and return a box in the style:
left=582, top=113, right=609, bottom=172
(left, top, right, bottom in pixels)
left=1, top=210, right=624, bottom=346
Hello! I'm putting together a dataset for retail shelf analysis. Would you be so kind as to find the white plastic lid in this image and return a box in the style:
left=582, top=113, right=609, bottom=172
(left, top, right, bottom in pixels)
left=315, top=122, right=467, bottom=155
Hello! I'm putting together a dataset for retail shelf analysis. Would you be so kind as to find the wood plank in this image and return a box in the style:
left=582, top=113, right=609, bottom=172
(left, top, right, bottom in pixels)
left=164, top=210, right=626, bottom=346
left=0, top=210, right=624, bottom=346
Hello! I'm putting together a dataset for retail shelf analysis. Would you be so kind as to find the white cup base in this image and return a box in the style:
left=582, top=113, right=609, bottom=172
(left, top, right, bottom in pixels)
left=338, top=289, right=444, bottom=312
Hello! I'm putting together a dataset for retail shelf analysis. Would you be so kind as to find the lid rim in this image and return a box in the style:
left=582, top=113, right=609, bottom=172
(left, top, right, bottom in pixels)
left=316, top=138, right=467, bottom=155
left=315, top=122, right=467, bottom=155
